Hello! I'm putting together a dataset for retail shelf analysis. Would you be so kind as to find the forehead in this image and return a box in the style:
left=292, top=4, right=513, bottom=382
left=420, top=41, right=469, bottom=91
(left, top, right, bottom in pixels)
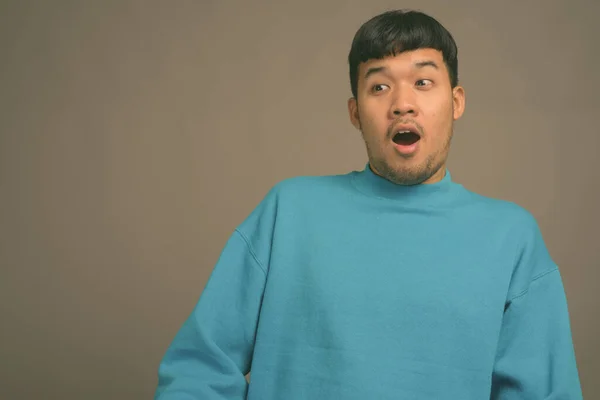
left=359, top=48, right=446, bottom=78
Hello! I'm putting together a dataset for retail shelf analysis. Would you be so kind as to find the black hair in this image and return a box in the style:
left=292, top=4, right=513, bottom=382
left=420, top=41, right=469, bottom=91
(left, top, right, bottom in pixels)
left=348, top=9, right=459, bottom=98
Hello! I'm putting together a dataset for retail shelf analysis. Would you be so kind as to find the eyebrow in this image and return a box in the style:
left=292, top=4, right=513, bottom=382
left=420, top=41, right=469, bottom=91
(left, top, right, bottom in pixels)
left=414, top=60, right=439, bottom=70
left=363, top=60, right=440, bottom=80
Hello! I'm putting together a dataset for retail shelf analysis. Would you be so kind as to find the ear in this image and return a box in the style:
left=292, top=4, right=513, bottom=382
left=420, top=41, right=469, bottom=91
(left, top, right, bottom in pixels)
left=452, top=85, right=466, bottom=120
left=348, top=97, right=361, bottom=130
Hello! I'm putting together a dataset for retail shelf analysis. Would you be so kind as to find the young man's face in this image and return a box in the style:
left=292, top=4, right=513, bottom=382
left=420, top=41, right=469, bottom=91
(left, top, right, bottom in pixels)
left=348, top=48, right=465, bottom=185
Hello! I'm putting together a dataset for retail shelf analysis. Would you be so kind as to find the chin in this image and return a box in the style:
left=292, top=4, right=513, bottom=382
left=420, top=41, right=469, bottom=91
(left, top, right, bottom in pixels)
left=382, top=156, right=444, bottom=185
left=372, top=162, right=426, bottom=186
left=389, top=170, right=432, bottom=186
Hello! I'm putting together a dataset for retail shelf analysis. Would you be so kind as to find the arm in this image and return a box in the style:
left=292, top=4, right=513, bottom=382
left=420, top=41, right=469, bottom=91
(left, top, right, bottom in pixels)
left=154, top=229, right=267, bottom=399
left=491, top=268, right=583, bottom=398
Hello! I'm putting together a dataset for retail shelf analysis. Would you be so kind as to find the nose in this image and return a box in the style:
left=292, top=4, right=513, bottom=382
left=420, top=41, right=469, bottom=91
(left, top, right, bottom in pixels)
left=389, top=86, right=417, bottom=118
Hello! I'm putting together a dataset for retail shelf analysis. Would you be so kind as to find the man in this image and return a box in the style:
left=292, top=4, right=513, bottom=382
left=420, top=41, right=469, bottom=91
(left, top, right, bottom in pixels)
left=155, top=9, right=583, bottom=399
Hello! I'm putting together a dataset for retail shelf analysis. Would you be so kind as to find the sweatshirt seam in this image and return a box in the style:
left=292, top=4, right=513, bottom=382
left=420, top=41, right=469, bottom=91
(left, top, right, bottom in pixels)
left=509, top=267, right=558, bottom=302
left=234, top=229, right=268, bottom=276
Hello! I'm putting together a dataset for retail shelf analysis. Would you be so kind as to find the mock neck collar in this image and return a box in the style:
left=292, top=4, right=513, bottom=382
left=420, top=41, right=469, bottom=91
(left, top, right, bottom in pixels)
left=350, top=163, right=462, bottom=206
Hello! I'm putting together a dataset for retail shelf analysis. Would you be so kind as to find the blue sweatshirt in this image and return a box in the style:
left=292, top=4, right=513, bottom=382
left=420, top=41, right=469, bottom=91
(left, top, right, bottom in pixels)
left=155, top=164, right=582, bottom=399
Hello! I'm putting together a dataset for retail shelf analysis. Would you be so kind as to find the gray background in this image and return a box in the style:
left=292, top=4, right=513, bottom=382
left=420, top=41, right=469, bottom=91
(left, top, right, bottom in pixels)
left=1, top=1, right=598, bottom=398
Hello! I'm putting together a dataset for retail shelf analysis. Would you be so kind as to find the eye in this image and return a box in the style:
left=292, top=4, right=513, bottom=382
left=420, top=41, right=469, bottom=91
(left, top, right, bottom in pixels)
left=416, top=79, right=433, bottom=88
left=371, top=84, right=390, bottom=93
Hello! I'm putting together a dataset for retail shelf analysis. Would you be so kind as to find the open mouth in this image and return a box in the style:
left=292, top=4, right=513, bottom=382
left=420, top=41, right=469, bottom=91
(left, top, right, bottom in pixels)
left=392, top=130, right=421, bottom=146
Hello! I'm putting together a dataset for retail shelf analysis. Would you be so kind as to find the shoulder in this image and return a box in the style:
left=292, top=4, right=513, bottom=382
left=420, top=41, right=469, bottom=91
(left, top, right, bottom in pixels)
left=271, top=172, right=354, bottom=197
left=466, top=189, right=556, bottom=286
left=233, top=171, right=354, bottom=268
left=236, top=170, right=353, bottom=230
left=461, top=189, right=556, bottom=297
left=251, top=171, right=356, bottom=211
left=461, top=188, right=540, bottom=233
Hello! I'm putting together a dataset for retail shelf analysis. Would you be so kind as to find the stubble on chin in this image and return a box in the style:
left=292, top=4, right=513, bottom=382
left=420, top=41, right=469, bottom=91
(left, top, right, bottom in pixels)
left=364, top=129, right=453, bottom=186
left=372, top=156, right=437, bottom=186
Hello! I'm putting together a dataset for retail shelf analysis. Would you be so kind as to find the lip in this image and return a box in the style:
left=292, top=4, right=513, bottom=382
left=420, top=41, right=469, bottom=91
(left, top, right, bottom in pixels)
left=393, top=141, right=420, bottom=156
left=391, top=123, right=421, bottom=137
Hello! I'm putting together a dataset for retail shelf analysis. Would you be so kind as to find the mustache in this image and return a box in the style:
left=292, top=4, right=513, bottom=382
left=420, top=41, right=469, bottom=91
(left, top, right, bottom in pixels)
left=387, top=120, right=424, bottom=138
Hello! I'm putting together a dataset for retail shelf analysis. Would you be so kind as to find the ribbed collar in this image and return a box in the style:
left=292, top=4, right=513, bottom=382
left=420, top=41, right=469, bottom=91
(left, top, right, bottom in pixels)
left=350, top=163, right=464, bottom=207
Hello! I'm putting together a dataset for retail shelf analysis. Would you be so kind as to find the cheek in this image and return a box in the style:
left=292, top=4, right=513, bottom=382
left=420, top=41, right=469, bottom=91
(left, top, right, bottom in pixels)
left=424, top=99, right=453, bottom=126
left=359, top=105, right=385, bottom=131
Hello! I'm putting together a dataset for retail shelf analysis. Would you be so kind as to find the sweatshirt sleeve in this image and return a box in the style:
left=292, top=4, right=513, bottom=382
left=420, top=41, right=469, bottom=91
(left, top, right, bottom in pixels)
left=154, top=229, right=267, bottom=400
left=491, top=213, right=583, bottom=399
